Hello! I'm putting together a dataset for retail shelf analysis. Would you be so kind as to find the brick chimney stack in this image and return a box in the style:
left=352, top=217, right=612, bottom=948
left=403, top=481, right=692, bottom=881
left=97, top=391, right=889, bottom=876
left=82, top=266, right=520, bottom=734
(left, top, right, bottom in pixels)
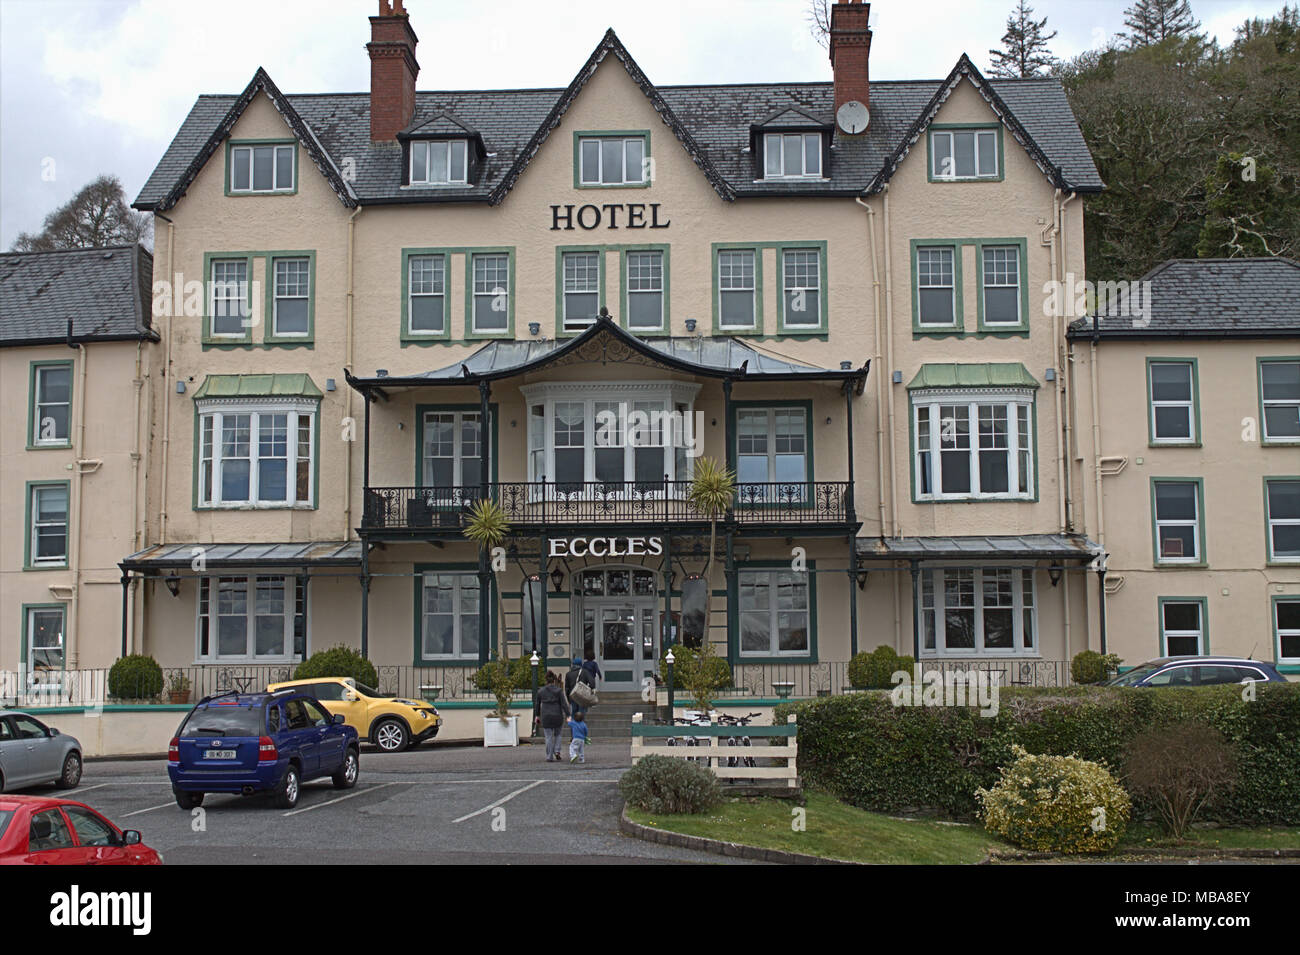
left=368, top=0, right=419, bottom=142
left=829, top=0, right=872, bottom=116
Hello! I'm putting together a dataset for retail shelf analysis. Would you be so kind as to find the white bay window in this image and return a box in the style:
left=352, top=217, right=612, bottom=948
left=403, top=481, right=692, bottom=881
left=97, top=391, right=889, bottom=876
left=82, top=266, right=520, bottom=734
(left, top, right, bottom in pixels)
left=197, top=575, right=306, bottom=662
left=914, top=391, right=1034, bottom=500
left=197, top=401, right=316, bottom=507
left=919, top=567, right=1037, bottom=656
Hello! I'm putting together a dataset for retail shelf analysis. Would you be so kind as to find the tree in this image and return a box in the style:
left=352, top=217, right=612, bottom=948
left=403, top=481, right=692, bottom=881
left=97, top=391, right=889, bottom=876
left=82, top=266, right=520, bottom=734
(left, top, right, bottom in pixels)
left=10, top=175, right=151, bottom=252
left=989, top=1, right=1058, bottom=78
left=806, top=0, right=832, bottom=49
left=1122, top=0, right=1201, bottom=48
left=685, top=457, right=735, bottom=652
left=463, top=498, right=511, bottom=660
left=1197, top=152, right=1298, bottom=258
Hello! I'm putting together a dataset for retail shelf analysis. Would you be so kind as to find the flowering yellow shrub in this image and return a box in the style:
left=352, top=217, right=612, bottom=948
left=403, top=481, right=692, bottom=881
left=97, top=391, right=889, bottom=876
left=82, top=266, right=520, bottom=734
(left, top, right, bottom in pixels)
left=976, top=746, right=1131, bottom=853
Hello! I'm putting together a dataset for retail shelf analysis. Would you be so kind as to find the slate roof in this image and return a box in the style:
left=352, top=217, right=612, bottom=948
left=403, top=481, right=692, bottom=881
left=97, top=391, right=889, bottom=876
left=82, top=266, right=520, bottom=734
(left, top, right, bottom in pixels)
left=1066, top=258, right=1300, bottom=340
left=134, top=30, right=1101, bottom=212
left=0, top=244, right=157, bottom=346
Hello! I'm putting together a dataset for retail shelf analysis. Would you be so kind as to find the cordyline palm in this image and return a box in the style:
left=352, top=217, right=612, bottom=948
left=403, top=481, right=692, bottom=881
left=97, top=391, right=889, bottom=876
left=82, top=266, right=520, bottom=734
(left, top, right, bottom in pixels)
left=464, top=498, right=511, bottom=660
left=687, top=457, right=736, bottom=643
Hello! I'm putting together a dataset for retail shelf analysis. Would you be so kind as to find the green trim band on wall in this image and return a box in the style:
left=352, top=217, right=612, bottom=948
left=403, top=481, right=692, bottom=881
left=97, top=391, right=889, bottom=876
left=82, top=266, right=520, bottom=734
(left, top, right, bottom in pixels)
left=571, top=130, right=652, bottom=190
left=1149, top=477, right=1208, bottom=568
left=1145, top=357, right=1202, bottom=448
left=23, top=480, right=71, bottom=570
left=26, top=360, right=74, bottom=450
left=1156, top=595, right=1209, bottom=656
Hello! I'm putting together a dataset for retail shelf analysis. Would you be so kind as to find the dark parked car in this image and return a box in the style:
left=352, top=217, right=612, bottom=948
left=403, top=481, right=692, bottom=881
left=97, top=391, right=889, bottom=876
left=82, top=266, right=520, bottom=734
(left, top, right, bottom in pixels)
left=167, top=690, right=359, bottom=810
left=1105, top=656, right=1287, bottom=687
left=0, top=711, right=82, bottom=793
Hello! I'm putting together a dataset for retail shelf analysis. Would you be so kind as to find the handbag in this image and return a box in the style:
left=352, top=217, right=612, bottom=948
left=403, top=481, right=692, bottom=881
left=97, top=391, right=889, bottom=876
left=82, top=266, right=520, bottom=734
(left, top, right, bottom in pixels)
left=570, top=679, right=598, bottom=707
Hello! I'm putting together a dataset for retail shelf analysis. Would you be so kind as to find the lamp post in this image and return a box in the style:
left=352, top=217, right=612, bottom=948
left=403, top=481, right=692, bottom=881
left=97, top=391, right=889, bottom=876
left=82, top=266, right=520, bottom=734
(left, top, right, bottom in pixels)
left=530, top=650, right=540, bottom=739
left=665, top=648, right=675, bottom=719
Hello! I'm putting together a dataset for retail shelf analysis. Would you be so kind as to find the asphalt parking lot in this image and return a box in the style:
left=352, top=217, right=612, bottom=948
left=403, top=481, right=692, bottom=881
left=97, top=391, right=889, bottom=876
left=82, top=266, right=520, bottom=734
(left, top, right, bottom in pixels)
left=47, top=741, right=738, bottom=864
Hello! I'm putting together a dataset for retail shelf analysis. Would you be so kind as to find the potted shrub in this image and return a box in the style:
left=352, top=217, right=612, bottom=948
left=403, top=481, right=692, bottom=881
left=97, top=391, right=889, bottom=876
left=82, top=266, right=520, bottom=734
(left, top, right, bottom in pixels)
left=107, top=655, right=165, bottom=702
left=166, top=671, right=192, bottom=704
left=479, top=659, right=519, bottom=747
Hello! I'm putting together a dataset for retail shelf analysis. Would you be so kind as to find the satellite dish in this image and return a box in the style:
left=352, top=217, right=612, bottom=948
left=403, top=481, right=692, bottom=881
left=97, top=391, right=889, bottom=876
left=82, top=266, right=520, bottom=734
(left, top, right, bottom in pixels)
left=836, top=100, right=870, bottom=135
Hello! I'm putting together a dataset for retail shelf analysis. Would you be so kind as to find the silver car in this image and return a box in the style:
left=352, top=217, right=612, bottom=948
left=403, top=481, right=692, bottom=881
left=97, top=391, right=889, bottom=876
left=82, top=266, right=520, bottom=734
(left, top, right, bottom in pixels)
left=0, top=711, right=82, bottom=792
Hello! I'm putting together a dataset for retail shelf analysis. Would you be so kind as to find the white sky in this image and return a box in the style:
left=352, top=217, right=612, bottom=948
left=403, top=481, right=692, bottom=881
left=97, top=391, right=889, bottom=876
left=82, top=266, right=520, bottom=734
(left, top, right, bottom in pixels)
left=0, top=0, right=1283, bottom=248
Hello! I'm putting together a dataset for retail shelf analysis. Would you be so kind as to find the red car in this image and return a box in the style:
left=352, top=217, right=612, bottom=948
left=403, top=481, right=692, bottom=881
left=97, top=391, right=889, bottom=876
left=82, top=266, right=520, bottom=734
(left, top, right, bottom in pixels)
left=0, top=795, right=161, bottom=865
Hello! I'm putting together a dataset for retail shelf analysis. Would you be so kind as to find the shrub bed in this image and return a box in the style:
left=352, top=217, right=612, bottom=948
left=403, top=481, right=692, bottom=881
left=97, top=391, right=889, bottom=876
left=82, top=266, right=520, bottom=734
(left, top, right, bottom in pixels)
left=773, top=684, right=1300, bottom=825
left=619, top=754, right=721, bottom=814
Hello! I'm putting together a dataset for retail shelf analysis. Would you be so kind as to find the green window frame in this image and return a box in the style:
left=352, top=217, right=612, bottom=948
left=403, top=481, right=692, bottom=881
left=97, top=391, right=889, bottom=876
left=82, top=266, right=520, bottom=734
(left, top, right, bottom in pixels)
left=20, top=603, right=67, bottom=673
left=1157, top=596, right=1208, bottom=657
left=401, top=249, right=453, bottom=344
left=1264, top=476, right=1300, bottom=564
left=776, top=244, right=828, bottom=335
left=729, top=401, right=815, bottom=505
left=927, top=124, right=1004, bottom=182
left=731, top=561, right=818, bottom=663
left=27, top=360, right=73, bottom=449
left=1258, top=357, right=1300, bottom=445
left=1150, top=478, right=1207, bottom=567
left=912, top=240, right=962, bottom=334
left=974, top=238, right=1029, bottom=333
left=24, top=480, right=70, bottom=570
left=711, top=241, right=828, bottom=339
left=1146, top=358, right=1200, bottom=447
left=620, top=245, right=670, bottom=335
left=573, top=130, right=651, bottom=189
left=412, top=563, right=495, bottom=666
left=225, top=139, right=298, bottom=196
left=203, top=251, right=315, bottom=349
left=556, top=246, right=606, bottom=335
left=1272, top=595, right=1300, bottom=670
left=414, top=402, right=500, bottom=490
left=712, top=245, right=762, bottom=335
left=466, top=249, right=515, bottom=340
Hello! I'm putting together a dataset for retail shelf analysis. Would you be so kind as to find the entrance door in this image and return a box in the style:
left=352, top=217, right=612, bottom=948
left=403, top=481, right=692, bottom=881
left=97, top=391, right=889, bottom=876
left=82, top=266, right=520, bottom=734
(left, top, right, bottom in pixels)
left=589, top=602, right=657, bottom=691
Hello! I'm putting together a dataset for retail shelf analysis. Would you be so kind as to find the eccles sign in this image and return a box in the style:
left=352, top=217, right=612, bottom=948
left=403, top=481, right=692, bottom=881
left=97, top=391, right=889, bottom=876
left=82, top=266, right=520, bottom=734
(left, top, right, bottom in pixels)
left=548, top=536, right=664, bottom=559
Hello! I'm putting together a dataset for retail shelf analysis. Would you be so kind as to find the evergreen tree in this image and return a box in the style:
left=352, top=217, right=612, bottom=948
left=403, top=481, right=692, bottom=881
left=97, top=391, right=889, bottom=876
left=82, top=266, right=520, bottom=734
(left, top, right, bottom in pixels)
left=1123, top=0, right=1202, bottom=48
left=989, top=0, right=1059, bottom=77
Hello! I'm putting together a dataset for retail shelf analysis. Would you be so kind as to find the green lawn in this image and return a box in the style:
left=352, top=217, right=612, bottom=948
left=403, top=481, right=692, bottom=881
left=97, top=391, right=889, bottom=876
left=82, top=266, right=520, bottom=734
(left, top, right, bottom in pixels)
left=627, top=792, right=1004, bottom=864
left=627, top=794, right=1300, bottom=864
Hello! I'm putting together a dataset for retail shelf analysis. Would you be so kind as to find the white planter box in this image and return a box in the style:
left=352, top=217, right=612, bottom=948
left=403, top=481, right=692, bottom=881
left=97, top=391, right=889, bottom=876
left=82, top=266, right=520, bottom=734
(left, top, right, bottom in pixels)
left=483, top=715, right=519, bottom=747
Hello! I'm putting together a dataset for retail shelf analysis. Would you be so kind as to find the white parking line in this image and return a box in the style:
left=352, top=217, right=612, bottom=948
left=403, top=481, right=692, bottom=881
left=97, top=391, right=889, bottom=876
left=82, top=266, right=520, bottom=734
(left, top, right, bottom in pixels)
left=69, top=782, right=112, bottom=794
left=452, top=779, right=545, bottom=824
left=121, top=801, right=176, bottom=817
left=282, top=782, right=395, bottom=817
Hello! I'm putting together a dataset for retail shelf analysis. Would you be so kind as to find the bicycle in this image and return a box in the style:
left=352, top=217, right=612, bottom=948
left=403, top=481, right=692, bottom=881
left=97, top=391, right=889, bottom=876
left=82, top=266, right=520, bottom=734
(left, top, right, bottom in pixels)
left=715, top=712, right=761, bottom=769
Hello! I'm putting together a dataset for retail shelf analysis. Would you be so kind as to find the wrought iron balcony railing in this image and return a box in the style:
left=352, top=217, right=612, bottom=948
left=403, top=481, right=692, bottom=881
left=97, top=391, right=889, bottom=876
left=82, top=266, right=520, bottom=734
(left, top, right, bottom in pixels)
left=361, top=480, right=853, bottom=531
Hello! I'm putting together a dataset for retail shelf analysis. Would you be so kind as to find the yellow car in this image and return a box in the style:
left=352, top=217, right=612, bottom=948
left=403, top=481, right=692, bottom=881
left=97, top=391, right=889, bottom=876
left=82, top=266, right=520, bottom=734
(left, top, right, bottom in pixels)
left=266, top=677, right=442, bottom=752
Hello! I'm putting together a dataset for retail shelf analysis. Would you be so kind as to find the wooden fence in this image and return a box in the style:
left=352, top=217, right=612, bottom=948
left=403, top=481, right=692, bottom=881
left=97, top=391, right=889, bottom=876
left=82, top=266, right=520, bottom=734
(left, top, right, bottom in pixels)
left=629, top=713, right=798, bottom=788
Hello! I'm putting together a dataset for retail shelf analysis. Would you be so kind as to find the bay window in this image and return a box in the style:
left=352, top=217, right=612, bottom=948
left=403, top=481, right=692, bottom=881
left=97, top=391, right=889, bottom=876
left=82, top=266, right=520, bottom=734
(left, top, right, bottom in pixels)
left=197, top=575, right=306, bottom=662
left=919, top=567, right=1037, bottom=655
left=197, top=402, right=316, bottom=507
left=739, top=568, right=811, bottom=657
left=913, top=393, right=1034, bottom=500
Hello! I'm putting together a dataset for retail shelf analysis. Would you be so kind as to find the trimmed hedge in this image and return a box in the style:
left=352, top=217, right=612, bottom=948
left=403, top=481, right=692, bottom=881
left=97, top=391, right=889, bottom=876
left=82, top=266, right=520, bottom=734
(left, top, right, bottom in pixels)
left=108, top=655, right=164, bottom=701
left=848, top=645, right=916, bottom=689
left=294, top=646, right=378, bottom=688
left=774, top=684, right=1300, bottom=825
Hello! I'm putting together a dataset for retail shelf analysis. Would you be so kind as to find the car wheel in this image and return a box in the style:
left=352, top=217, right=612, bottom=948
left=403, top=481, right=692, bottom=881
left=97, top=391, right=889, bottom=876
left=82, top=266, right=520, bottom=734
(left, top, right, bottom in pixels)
left=54, top=751, right=82, bottom=789
left=274, top=764, right=300, bottom=809
left=372, top=718, right=408, bottom=753
left=174, top=790, right=204, bottom=810
left=332, top=747, right=359, bottom=790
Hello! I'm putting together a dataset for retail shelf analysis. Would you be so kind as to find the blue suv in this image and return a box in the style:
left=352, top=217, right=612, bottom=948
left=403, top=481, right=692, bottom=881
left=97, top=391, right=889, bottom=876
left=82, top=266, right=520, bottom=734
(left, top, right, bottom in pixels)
left=168, top=691, right=359, bottom=810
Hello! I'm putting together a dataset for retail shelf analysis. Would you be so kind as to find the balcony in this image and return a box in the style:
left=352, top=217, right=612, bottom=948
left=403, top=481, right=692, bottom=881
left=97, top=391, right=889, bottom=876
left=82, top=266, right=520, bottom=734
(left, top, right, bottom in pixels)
left=361, top=480, right=854, bottom=532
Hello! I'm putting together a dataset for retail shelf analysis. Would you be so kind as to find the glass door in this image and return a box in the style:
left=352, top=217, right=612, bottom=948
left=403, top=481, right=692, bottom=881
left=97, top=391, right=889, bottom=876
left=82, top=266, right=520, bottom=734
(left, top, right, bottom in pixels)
left=591, top=601, right=658, bottom=690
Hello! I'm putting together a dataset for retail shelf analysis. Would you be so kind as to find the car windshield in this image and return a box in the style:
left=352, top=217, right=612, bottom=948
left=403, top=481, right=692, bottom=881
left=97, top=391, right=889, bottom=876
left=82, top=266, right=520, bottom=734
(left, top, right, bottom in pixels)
left=0, top=810, right=11, bottom=840
left=179, top=703, right=264, bottom=737
left=353, top=683, right=382, bottom=698
left=1105, top=663, right=1162, bottom=687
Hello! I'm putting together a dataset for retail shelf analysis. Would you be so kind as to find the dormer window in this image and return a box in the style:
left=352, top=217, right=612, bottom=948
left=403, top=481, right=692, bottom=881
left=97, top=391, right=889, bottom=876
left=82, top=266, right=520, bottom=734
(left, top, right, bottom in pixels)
left=411, top=139, right=468, bottom=185
left=763, top=133, right=822, bottom=179
left=577, top=135, right=647, bottom=187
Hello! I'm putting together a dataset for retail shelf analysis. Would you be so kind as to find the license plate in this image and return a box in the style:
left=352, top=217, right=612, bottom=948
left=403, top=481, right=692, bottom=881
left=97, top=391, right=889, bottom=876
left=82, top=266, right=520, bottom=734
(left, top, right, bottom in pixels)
left=202, top=749, right=236, bottom=760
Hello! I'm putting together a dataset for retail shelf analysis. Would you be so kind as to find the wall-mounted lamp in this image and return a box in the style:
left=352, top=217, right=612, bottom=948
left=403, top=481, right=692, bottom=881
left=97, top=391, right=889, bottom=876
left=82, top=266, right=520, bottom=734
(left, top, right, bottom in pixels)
left=855, top=569, right=870, bottom=590
left=175, top=380, right=186, bottom=395
left=1045, top=368, right=1056, bottom=382
left=326, top=378, right=337, bottom=392
left=528, top=322, right=540, bottom=336
left=550, top=566, right=566, bottom=593
left=685, top=319, right=697, bottom=333
left=376, top=369, right=389, bottom=378
left=840, top=360, right=853, bottom=370
left=825, top=416, right=832, bottom=425
left=892, top=370, right=903, bottom=384
left=164, top=573, right=182, bottom=597
left=1048, top=565, right=1064, bottom=587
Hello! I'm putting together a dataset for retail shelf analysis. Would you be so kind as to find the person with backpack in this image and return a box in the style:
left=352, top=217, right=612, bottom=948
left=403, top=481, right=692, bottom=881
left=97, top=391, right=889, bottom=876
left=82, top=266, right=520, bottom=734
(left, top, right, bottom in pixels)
left=567, top=655, right=598, bottom=719
left=534, top=671, right=570, bottom=762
